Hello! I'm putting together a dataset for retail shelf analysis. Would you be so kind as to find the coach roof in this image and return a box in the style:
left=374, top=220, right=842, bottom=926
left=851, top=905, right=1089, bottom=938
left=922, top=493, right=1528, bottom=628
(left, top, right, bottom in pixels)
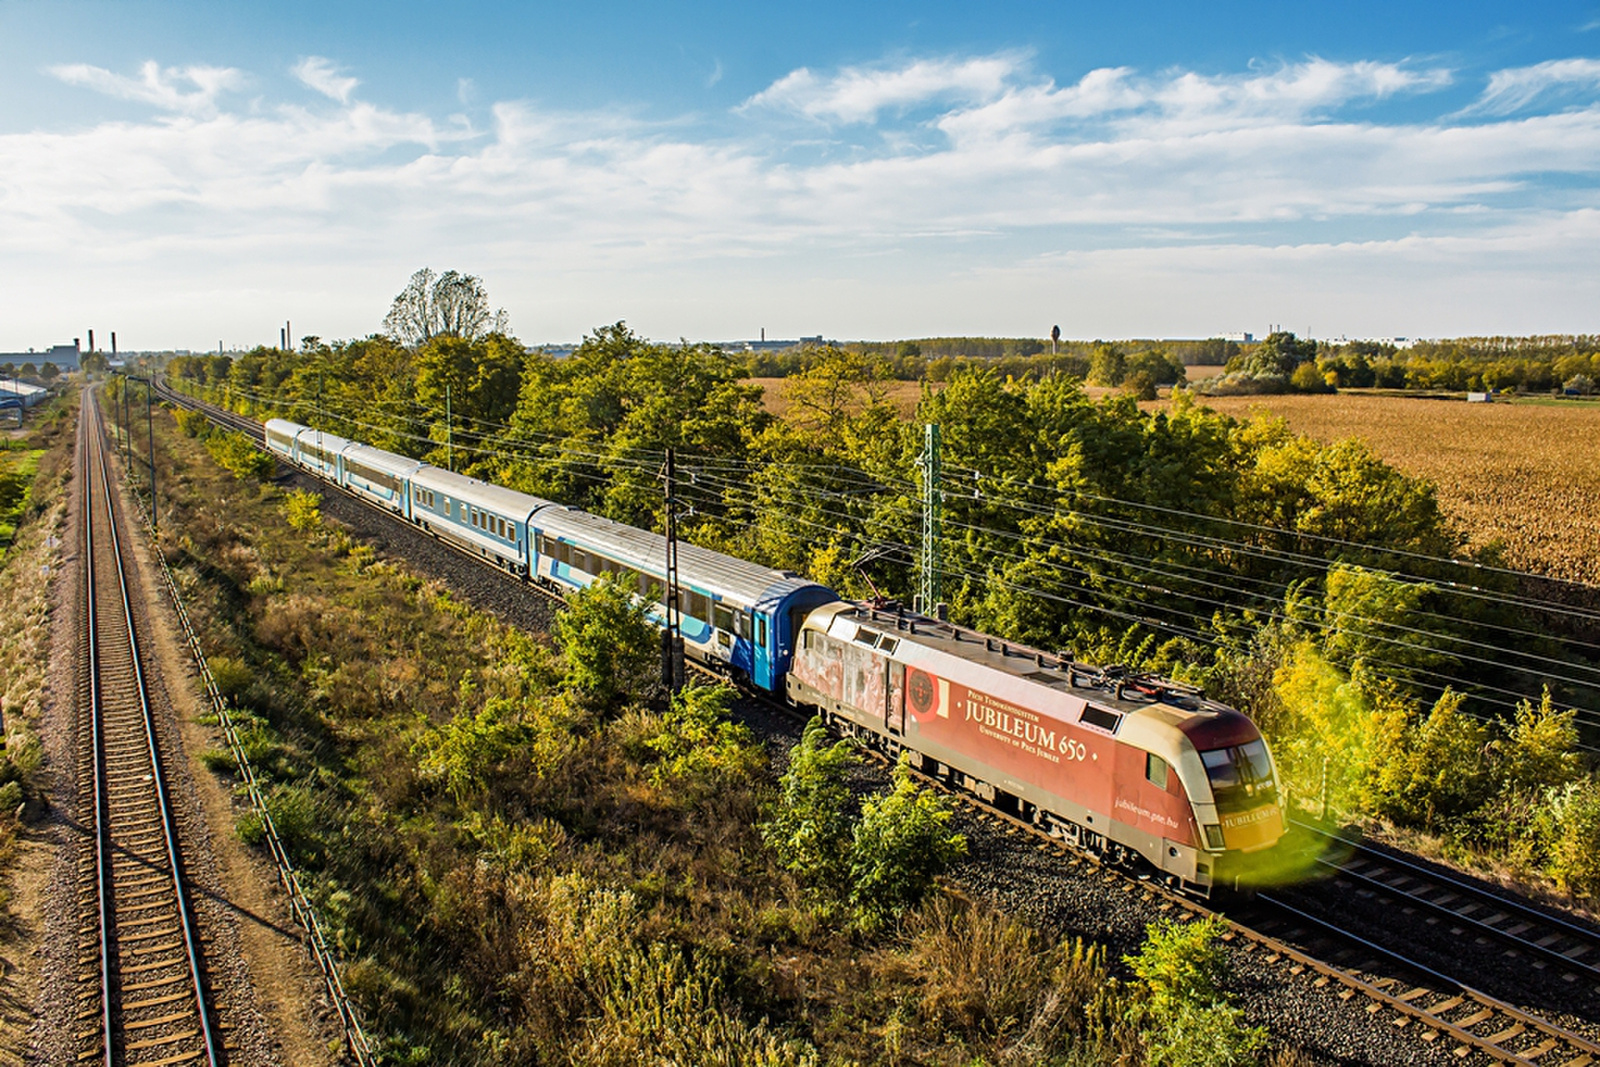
left=535, top=505, right=819, bottom=605
left=409, top=463, right=560, bottom=520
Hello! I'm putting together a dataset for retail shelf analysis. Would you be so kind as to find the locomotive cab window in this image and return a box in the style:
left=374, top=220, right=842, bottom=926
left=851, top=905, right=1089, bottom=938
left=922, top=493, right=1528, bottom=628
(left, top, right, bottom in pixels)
left=1199, top=740, right=1276, bottom=814
left=1145, top=753, right=1169, bottom=789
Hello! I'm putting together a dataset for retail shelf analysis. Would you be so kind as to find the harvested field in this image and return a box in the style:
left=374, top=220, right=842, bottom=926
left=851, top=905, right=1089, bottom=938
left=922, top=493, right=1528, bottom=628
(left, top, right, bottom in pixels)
left=1187, top=392, right=1600, bottom=584
left=750, top=376, right=928, bottom=419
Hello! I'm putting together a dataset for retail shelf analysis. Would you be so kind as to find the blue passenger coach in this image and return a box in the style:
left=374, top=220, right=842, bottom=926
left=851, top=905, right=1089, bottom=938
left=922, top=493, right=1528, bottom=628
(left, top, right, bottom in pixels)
left=340, top=443, right=423, bottom=518
left=531, top=507, right=837, bottom=690
left=407, top=464, right=558, bottom=576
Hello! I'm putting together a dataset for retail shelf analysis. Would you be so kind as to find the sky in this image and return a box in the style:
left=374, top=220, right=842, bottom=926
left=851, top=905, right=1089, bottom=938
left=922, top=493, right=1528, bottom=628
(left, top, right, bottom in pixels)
left=3, top=0, right=1600, bottom=351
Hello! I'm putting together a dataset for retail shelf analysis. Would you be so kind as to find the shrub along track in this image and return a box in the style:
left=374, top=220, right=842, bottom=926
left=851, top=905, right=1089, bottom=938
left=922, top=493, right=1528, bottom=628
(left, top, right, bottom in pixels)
left=163, top=383, right=1600, bottom=1065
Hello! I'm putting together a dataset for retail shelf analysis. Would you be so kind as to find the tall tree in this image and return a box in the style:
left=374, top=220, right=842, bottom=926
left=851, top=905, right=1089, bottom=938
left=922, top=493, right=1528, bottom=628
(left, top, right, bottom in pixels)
left=382, top=267, right=510, bottom=347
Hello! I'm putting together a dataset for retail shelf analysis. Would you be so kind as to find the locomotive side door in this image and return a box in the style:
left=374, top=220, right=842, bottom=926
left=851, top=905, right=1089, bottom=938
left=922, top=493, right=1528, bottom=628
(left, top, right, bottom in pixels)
left=887, top=660, right=905, bottom=735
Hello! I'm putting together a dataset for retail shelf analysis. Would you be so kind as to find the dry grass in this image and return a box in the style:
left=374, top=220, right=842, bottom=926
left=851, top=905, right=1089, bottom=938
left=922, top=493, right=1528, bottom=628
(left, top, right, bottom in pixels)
left=1180, top=392, right=1600, bottom=583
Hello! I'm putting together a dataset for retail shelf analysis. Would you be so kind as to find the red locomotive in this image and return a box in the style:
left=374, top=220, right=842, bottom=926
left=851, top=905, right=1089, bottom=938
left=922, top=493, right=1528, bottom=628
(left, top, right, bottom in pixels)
left=787, top=601, right=1285, bottom=895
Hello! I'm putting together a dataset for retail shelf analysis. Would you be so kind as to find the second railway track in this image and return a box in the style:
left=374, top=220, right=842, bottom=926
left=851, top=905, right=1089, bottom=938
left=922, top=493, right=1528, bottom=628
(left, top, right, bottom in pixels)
left=76, top=388, right=220, bottom=1067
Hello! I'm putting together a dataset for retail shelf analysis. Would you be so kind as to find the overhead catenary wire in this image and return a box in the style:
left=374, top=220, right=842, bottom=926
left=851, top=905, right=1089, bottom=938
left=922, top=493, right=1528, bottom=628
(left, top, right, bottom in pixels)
left=176, top=377, right=1600, bottom=725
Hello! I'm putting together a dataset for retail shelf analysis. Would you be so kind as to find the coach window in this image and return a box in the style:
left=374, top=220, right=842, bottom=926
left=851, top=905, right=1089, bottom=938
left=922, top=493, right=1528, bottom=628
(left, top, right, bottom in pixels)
left=756, top=615, right=769, bottom=648
left=1146, top=753, right=1169, bottom=789
left=714, top=603, right=735, bottom=633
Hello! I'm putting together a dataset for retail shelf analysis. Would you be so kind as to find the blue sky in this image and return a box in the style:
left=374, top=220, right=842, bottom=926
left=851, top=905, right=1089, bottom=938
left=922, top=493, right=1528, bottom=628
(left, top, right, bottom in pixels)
left=2, top=0, right=1599, bottom=350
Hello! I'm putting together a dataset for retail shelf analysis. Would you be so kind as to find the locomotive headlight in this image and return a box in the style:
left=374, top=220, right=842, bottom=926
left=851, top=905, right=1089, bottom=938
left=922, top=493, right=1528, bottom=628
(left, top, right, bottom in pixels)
left=1203, top=824, right=1225, bottom=850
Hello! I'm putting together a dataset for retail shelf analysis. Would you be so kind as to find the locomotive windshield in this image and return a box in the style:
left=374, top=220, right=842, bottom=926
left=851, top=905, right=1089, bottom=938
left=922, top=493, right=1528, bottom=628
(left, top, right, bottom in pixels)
left=1199, top=740, right=1276, bottom=813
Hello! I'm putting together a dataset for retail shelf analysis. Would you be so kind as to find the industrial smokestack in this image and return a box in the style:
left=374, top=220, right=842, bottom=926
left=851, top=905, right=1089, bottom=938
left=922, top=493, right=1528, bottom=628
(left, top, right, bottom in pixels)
left=88, top=329, right=94, bottom=354
left=111, top=332, right=117, bottom=356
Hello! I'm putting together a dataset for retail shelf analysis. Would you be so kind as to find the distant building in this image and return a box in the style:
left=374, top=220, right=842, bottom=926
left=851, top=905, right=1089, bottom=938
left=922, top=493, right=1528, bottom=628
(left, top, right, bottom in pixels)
left=1222, top=332, right=1254, bottom=344
left=0, top=377, right=50, bottom=409
left=0, top=341, right=80, bottom=370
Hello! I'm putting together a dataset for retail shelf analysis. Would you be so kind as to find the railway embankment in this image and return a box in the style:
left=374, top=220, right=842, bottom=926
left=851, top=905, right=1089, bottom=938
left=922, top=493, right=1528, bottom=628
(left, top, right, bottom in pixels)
left=0, top=394, right=73, bottom=1065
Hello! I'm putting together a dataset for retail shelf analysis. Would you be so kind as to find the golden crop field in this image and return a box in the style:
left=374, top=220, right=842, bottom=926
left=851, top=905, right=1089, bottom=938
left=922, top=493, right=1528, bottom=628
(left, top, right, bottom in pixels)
left=1189, top=393, right=1600, bottom=585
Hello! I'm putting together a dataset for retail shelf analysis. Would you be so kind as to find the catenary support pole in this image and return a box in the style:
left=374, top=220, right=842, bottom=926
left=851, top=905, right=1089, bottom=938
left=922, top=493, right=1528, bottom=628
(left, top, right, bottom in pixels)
left=919, top=423, right=942, bottom=614
left=662, top=447, right=684, bottom=692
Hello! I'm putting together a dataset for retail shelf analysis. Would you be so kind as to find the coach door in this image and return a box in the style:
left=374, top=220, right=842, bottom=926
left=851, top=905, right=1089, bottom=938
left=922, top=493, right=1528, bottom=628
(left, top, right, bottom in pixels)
left=887, top=660, right=905, bottom=735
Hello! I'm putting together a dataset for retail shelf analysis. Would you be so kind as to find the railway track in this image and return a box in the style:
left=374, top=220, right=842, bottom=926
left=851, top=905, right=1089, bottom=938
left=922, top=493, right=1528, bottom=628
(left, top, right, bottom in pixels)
left=1292, top=818, right=1600, bottom=987
left=158, top=380, right=1600, bottom=1065
left=76, top=388, right=220, bottom=1066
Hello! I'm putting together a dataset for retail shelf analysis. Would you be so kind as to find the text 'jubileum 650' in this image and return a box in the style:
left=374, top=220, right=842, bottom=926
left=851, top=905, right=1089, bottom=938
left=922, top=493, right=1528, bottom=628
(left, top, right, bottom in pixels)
left=963, top=691, right=1087, bottom=765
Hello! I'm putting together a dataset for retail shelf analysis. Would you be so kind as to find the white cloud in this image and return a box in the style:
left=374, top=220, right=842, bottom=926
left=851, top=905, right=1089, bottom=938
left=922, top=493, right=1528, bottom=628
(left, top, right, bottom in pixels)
left=1468, top=57, right=1600, bottom=115
left=49, top=60, right=243, bottom=114
left=741, top=54, right=1021, bottom=123
left=6, top=52, right=1600, bottom=346
left=293, top=56, right=360, bottom=103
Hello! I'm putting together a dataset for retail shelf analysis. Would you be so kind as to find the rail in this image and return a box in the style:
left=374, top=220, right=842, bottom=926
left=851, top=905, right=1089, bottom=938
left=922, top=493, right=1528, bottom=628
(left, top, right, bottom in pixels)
left=83, top=391, right=219, bottom=1065
left=1292, top=817, right=1600, bottom=982
left=115, top=384, right=378, bottom=1066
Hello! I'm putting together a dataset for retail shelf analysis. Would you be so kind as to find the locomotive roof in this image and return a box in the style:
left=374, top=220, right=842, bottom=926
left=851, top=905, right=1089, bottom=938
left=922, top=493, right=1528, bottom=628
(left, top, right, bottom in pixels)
left=535, top=506, right=825, bottom=606
left=832, top=601, right=1237, bottom=723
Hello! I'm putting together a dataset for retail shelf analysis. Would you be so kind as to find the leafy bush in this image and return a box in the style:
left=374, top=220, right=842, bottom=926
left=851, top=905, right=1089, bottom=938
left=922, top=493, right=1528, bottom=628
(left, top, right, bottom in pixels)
left=553, top=575, right=657, bottom=710
left=174, top=407, right=211, bottom=438
left=1544, top=778, right=1600, bottom=899
left=1124, top=917, right=1266, bottom=1067
left=761, top=715, right=861, bottom=887
left=283, top=488, right=322, bottom=532
left=204, top=430, right=275, bottom=481
left=207, top=655, right=254, bottom=703
left=414, top=697, right=529, bottom=803
left=640, top=683, right=761, bottom=802
left=847, top=758, right=966, bottom=931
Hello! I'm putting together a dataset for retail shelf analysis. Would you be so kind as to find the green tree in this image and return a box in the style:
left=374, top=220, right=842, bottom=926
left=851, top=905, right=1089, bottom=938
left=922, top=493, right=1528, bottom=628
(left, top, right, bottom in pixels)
left=847, top=758, right=966, bottom=931
left=780, top=346, right=888, bottom=441
left=553, top=575, right=657, bottom=710
left=1088, top=343, right=1126, bottom=386
left=761, top=716, right=862, bottom=887
left=1243, top=331, right=1317, bottom=376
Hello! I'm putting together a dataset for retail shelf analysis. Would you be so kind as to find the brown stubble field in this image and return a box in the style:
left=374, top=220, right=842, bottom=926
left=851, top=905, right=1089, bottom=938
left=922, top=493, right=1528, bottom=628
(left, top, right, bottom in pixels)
left=1189, top=393, right=1600, bottom=585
